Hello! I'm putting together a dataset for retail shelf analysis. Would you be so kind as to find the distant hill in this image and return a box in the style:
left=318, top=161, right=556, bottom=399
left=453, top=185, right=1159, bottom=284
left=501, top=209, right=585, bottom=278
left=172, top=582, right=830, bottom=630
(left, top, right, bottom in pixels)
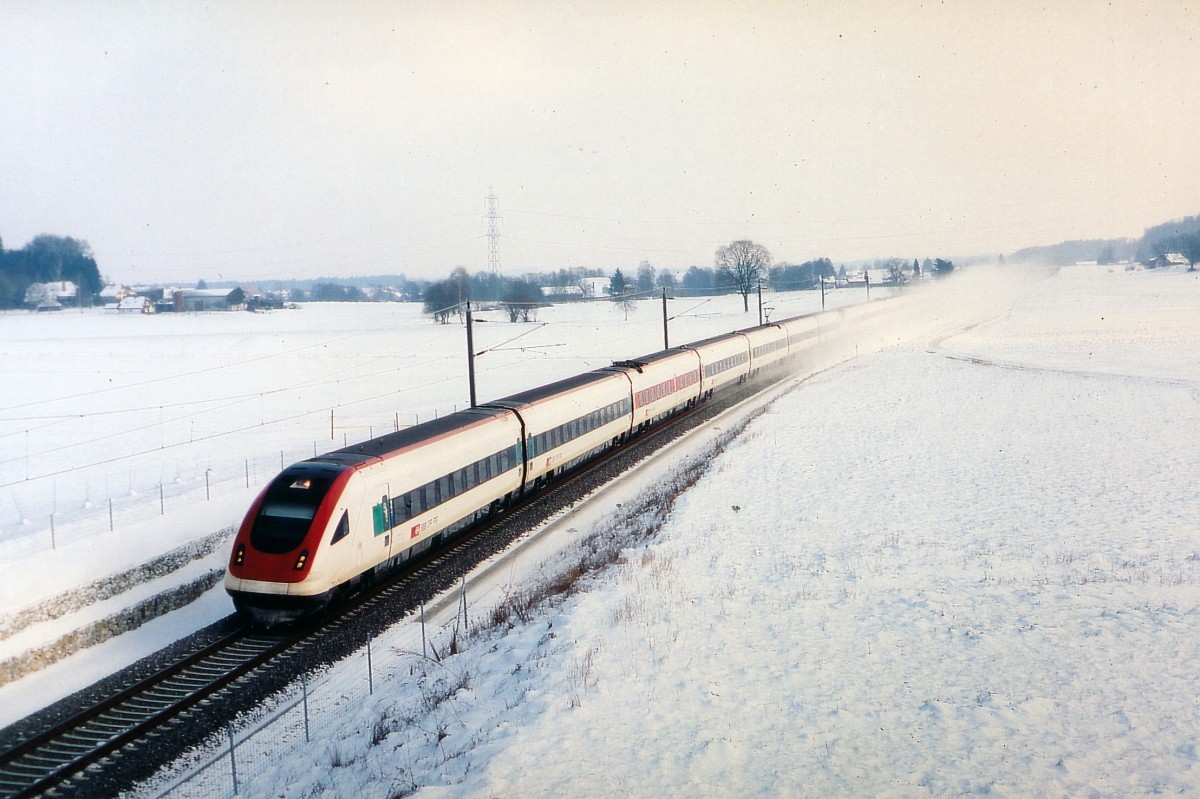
left=1011, top=213, right=1200, bottom=265
left=205, top=274, right=415, bottom=292
left=1011, top=238, right=1138, bottom=265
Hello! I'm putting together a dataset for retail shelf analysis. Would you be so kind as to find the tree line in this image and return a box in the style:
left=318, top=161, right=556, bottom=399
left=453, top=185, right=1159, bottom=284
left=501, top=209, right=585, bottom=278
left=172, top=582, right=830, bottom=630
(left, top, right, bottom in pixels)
left=0, top=235, right=103, bottom=309
left=419, top=241, right=956, bottom=324
left=1010, top=214, right=1200, bottom=269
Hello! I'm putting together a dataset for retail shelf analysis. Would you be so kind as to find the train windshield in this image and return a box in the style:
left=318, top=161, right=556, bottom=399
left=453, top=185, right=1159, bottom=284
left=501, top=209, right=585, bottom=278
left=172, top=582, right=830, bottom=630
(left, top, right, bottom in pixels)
left=250, top=473, right=335, bottom=554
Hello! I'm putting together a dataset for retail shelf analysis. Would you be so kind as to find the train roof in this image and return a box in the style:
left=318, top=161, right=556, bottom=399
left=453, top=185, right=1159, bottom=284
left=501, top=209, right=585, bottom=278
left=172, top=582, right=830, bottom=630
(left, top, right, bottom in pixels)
left=306, top=406, right=512, bottom=467
left=484, top=369, right=623, bottom=409
left=605, top=347, right=696, bottom=372
left=683, top=330, right=750, bottom=349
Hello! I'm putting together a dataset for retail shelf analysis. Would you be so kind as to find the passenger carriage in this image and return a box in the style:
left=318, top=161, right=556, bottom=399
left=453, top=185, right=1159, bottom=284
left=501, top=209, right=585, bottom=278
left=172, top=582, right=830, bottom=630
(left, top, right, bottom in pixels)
left=738, top=324, right=790, bottom=376
left=684, top=332, right=753, bottom=398
left=606, top=348, right=703, bottom=433
left=484, top=370, right=634, bottom=493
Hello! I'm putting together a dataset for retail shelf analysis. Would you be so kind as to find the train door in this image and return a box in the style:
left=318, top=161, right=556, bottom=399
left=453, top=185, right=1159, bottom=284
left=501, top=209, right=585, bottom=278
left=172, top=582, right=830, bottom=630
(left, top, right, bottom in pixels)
left=369, top=482, right=392, bottom=563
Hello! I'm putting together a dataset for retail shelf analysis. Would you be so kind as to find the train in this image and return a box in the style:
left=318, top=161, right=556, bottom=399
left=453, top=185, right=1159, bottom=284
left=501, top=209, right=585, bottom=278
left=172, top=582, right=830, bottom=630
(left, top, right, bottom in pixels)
left=224, top=303, right=858, bottom=627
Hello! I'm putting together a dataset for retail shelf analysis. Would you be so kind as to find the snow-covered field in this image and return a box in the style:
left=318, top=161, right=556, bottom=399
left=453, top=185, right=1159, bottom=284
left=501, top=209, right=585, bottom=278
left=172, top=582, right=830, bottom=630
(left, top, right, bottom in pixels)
left=5, top=264, right=1199, bottom=798
left=133, top=264, right=1200, bottom=798
left=0, top=284, right=871, bottom=723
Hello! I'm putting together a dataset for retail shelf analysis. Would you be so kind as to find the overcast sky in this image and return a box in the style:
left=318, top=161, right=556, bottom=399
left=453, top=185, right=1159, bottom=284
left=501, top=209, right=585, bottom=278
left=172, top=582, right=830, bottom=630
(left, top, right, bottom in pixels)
left=2, top=1, right=1197, bottom=284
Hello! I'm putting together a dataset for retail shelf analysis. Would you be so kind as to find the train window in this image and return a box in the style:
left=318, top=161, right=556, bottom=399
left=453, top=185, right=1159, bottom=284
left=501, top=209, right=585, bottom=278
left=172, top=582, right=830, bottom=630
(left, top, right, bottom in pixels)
left=251, top=503, right=316, bottom=554
left=438, top=475, right=451, bottom=501
left=331, top=511, right=351, bottom=544
left=249, top=471, right=338, bottom=554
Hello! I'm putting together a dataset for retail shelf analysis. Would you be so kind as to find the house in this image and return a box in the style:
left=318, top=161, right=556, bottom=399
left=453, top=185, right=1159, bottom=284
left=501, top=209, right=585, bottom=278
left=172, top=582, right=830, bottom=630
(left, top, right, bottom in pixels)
left=1147, top=253, right=1190, bottom=269
left=578, top=277, right=609, bottom=298
left=116, top=296, right=153, bottom=314
left=99, top=284, right=137, bottom=304
left=24, top=281, right=78, bottom=309
left=171, top=288, right=244, bottom=312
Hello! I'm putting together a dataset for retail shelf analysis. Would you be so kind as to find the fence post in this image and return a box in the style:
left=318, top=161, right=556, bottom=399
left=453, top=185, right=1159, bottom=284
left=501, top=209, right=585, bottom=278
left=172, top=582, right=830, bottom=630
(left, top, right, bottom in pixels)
left=108, top=498, right=114, bottom=532
left=245, top=460, right=250, bottom=488
left=460, top=577, right=468, bottom=630
left=421, top=604, right=427, bottom=659
left=159, top=483, right=165, bottom=515
left=367, top=637, right=374, bottom=695
left=227, top=723, right=239, bottom=795
left=302, top=671, right=310, bottom=743
left=49, top=514, right=56, bottom=551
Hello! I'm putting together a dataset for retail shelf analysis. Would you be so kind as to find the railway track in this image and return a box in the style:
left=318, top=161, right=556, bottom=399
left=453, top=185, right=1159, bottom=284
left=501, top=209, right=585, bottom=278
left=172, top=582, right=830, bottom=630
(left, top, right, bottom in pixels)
left=0, top=376, right=771, bottom=798
left=0, top=631, right=291, bottom=798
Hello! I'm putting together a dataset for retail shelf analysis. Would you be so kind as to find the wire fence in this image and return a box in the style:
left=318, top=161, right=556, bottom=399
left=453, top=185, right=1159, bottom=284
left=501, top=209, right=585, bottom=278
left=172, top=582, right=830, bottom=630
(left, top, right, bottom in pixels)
left=0, top=408, right=474, bottom=557
left=145, top=585, right=482, bottom=799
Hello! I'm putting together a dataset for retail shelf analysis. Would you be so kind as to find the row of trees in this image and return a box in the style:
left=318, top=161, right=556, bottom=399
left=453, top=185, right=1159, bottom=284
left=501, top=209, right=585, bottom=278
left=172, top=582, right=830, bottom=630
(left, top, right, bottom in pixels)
left=250, top=252, right=955, bottom=314
left=422, top=267, right=547, bottom=324
left=421, top=241, right=960, bottom=325
left=0, top=235, right=103, bottom=309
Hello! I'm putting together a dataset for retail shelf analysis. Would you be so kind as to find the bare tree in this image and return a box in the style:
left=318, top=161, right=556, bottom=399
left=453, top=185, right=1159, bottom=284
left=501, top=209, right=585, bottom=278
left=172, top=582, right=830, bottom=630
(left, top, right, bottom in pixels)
left=1172, top=232, right=1200, bottom=271
left=715, top=240, right=772, bottom=312
left=635, top=261, right=656, bottom=293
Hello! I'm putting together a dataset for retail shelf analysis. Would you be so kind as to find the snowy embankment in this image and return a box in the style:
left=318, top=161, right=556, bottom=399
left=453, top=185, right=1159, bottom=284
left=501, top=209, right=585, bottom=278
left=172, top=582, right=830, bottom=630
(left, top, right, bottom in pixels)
left=0, top=288, right=869, bottom=727
left=142, top=265, right=1199, bottom=798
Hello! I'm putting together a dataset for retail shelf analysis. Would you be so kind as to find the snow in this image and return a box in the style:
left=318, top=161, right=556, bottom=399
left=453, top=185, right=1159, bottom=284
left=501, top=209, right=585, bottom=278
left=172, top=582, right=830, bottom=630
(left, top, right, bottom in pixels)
left=131, top=264, right=1200, bottom=798
left=0, top=287, right=867, bottom=726
left=5, top=264, right=1200, bottom=798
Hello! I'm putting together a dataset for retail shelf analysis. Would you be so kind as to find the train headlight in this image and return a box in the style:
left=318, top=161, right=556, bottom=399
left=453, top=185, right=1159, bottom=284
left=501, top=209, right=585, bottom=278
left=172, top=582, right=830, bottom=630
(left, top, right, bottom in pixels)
left=233, top=544, right=245, bottom=566
left=293, top=549, right=310, bottom=571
